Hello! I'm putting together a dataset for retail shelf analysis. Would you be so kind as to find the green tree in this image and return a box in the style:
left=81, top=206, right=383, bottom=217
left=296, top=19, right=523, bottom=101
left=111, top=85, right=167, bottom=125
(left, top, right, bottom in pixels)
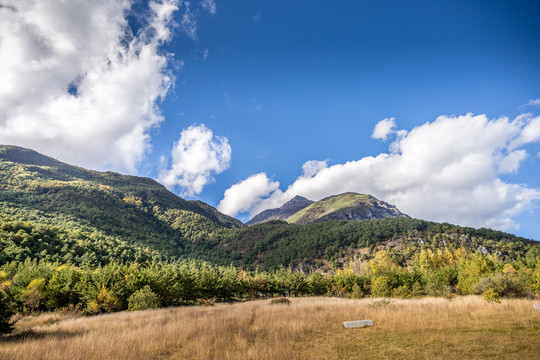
left=371, top=275, right=392, bottom=298
left=20, top=278, right=46, bottom=312
left=0, top=283, right=15, bottom=335
left=308, top=271, right=328, bottom=296
left=457, top=254, right=493, bottom=295
left=88, top=286, right=121, bottom=314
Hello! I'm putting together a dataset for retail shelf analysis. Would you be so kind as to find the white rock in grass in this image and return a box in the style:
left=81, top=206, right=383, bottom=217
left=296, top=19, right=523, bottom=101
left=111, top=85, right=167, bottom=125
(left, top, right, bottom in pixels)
left=343, top=320, right=374, bottom=328
left=534, top=305, right=540, bottom=311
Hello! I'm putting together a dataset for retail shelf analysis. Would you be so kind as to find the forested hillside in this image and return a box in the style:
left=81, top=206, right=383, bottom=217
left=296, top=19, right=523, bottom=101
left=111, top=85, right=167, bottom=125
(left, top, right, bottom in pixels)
left=213, top=218, right=539, bottom=270
left=0, top=145, right=242, bottom=265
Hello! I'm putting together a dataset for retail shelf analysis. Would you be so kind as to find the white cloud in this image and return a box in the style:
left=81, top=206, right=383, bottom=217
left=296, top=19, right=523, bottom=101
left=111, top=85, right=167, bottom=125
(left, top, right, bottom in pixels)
left=217, top=173, right=279, bottom=216
left=302, top=160, right=328, bottom=178
left=223, top=113, right=540, bottom=231
left=201, top=0, right=216, bottom=15
left=513, top=116, right=540, bottom=147
left=372, top=117, right=397, bottom=141
left=526, top=99, right=540, bottom=107
left=498, top=150, right=527, bottom=174
left=0, top=0, right=181, bottom=173
left=158, top=124, right=231, bottom=196
left=180, top=1, right=197, bottom=40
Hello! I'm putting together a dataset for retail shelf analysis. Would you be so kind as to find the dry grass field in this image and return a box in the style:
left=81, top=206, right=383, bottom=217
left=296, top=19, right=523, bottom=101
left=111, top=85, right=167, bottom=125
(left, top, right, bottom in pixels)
left=1, top=296, right=539, bottom=360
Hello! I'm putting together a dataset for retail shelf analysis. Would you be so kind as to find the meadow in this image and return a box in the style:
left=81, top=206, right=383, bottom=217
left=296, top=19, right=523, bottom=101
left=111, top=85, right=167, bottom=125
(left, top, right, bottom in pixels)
left=0, top=296, right=538, bottom=359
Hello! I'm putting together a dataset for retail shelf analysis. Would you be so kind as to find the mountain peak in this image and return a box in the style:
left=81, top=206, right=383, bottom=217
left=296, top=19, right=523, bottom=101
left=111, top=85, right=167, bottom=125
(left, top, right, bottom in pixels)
left=247, top=192, right=408, bottom=226
left=0, top=145, right=65, bottom=167
left=280, top=195, right=312, bottom=211
left=287, top=192, right=408, bottom=225
left=246, top=195, right=314, bottom=225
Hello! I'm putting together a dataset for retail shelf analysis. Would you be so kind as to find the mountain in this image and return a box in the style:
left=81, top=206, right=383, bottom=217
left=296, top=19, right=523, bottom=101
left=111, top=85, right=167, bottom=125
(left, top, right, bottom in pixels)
left=0, top=145, right=242, bottom=265
left=1, top=145, right=538, bottom=272
left=246, top=195, right=313, bottom=225
left=229, top=195, right=537, bottom=270
left=287, top=193, right=408, bottom=224
left=248, top=192, right=407, bottom=225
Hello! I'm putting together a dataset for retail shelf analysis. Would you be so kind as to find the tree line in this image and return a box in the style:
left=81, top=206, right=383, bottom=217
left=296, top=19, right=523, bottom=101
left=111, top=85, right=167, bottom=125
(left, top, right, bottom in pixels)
left=1, top=248, right=539, bottom=335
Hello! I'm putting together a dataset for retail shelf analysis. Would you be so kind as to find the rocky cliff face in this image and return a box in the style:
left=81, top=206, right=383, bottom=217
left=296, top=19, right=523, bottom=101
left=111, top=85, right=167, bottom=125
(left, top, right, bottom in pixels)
left=246, top=195, right=313, bottom=225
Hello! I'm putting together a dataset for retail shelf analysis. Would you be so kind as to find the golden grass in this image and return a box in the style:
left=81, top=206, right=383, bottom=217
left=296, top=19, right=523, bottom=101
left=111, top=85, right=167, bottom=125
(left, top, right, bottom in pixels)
left=1, top=296, right=539, bottom=360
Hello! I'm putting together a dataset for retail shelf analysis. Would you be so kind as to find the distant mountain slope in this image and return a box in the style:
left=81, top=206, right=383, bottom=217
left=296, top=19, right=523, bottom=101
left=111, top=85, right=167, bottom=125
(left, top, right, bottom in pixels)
left=0, top=145, right=242, bottom=265
left=287, top=192, right=408, bottom=224
left=246, top=195, right=313, bottom=225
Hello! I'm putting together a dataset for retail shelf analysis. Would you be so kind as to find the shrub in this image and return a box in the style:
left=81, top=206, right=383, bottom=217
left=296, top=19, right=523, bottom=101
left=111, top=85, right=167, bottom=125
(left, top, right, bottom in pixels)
left=371, top=275, right=392, bottom=298
left=411, top=282, right=425, bottom=297
left=88, top=286, right=121, bottom=314
left=533, top=267, right=540, bottom=295
left=483, top=288, right=501, bottom=303
left=423, top=270, right=453, bottom=296
left=392, top=285, right=411, bottom=299
left=20, top=278, right=46, bottom=312
left=350, top=283, right=364, bottom=299
left=128, top=286, right=160, bottom=311
left=200, top=299, right=215, bottom=307
left=473, top=273, right=529, bottom=297
left=368, top=298, right=393, bottom=308
left=270, top=297, right=290, bottom=305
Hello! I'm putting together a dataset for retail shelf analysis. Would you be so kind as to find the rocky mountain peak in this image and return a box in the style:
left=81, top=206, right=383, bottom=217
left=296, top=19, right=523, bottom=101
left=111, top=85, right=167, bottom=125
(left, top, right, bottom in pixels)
left=246, top=195, right=314, bottom=225
left=280, top=195, right=313, bottom=211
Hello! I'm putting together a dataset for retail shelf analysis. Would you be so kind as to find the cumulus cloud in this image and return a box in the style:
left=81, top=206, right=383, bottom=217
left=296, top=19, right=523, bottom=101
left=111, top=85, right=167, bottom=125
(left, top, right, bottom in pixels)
left=221, top=113, right=540, bottom=231
left=372, top=117, right=397, bottom=141
left=0, top=0, right=183, bottom=173
left=217, top=173, right=279, bottom=216
left=158, top=124, right=231, bottom=196
left=218, top=160, right=330, bottom=217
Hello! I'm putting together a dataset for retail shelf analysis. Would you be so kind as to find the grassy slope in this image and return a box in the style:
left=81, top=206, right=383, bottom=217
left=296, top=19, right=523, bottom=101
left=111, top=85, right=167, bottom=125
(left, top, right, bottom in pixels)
left=1, top=296, right=538, bottom=359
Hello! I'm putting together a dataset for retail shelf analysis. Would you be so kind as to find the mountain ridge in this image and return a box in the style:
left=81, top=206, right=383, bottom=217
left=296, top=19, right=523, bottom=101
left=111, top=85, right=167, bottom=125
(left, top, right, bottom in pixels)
left=246, top=195, right=313, bottom=225
left=1, top=144, right=538, bottom=271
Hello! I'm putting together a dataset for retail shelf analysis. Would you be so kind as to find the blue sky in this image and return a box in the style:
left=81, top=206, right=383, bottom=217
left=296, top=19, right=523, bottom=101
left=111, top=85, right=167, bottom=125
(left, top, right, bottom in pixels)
left=1, top=0, right=539, bottom=239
